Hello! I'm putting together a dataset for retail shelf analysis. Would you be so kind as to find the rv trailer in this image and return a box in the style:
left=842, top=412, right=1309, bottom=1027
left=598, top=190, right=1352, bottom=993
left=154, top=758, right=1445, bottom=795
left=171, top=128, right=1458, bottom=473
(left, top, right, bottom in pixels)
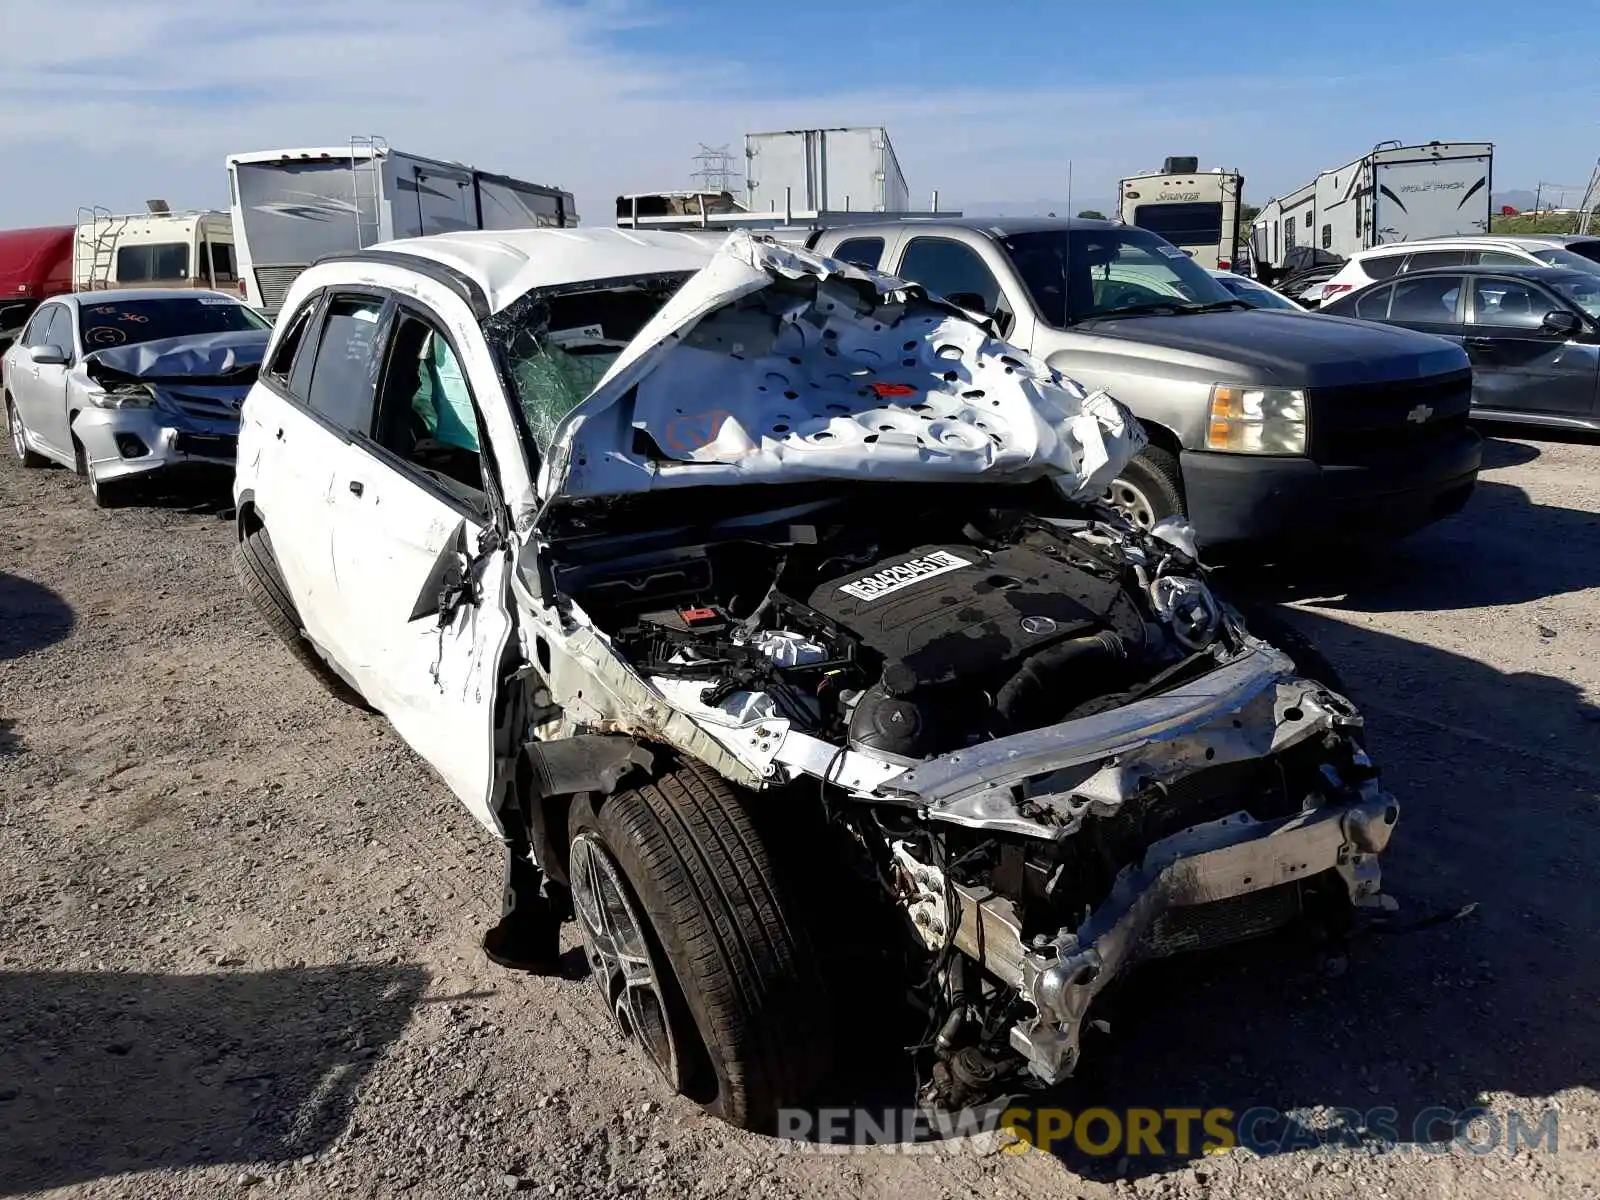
left=226, top=138, right=578, bottom=313
left=1251, top=141, right=1493, bottom=280
left=1118, top=157, right=1246, bottom=271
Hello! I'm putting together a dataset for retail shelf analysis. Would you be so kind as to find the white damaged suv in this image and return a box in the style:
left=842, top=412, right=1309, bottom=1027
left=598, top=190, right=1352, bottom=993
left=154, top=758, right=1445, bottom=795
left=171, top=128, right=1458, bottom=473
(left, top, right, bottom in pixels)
left=233, top=229, right=1399, bottom=1129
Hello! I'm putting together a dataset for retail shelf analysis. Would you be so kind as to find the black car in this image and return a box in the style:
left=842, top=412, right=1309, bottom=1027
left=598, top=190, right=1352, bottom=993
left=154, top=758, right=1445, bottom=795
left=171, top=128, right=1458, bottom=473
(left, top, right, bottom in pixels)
left=1319, top=265, right=1600, bottom=431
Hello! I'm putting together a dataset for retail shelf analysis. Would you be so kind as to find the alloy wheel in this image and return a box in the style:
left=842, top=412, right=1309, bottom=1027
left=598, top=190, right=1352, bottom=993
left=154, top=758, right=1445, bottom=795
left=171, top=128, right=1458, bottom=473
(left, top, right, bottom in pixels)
left=569, top=832, right=684, bottom=1089
left=8, top=403, right=25, bottom=462
left=1104, top=478, right=1157, bottom=530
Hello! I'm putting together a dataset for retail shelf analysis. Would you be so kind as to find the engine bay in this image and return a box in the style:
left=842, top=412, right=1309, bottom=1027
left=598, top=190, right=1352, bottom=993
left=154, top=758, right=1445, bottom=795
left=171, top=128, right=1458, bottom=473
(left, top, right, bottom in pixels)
left=553, top=493, right=1228, bottom=760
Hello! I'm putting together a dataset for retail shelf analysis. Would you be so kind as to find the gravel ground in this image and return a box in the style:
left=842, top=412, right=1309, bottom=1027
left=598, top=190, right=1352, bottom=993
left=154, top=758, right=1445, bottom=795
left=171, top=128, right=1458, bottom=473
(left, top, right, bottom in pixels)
left=2, top=432, right=1598, bottom=1199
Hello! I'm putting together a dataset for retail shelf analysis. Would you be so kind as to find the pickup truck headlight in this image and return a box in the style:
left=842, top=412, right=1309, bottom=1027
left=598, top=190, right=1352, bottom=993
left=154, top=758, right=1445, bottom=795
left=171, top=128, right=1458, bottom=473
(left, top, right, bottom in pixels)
left=85, top=384, right=155, bottom=410
left=1206, top=385, right=1307, bottom=454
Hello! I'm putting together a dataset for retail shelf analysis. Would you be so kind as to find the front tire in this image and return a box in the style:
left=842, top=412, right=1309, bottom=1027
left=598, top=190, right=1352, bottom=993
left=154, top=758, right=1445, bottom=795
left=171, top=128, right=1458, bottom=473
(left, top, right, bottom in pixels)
left=568, top=762, right=832, bottom=1131
left=86, top=464, right=133, bottom=509
left=6, top=397, right=48, bottom=468
left=1106, top=444, right=1185, bottom=531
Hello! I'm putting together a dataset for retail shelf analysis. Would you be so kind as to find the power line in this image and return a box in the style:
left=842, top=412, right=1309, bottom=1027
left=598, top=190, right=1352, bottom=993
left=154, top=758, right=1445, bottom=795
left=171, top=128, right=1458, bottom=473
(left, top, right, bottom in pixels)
left=689, top=144, right=741, bottom=193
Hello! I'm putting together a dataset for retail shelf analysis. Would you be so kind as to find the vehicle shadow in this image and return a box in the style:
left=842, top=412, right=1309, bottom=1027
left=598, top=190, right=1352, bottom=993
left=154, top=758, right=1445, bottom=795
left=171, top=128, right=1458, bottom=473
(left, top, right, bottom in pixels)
left=0, top=716, right=18, bottom=756
left=1222, top=474, right=1600, bottom=611
left=130, top=472, right=235, bottom=518
left=0, top=963, right=429, bottom=1196
left=1016, top=602, right=1599, bottom=1181
left=0, top=572, right=74, bottom=661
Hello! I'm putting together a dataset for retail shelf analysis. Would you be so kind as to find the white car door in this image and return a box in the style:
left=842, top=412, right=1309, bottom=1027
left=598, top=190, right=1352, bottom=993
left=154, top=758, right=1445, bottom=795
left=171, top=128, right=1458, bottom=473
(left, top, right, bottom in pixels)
left=12, top=303, right=74, bottom=456
left=321, top=295, right=516, bottom=834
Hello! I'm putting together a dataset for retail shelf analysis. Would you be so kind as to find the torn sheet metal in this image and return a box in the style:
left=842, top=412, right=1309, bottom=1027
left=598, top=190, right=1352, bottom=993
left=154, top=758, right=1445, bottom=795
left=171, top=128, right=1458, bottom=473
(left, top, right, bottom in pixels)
left=539, top=231, right=1142, bottom=502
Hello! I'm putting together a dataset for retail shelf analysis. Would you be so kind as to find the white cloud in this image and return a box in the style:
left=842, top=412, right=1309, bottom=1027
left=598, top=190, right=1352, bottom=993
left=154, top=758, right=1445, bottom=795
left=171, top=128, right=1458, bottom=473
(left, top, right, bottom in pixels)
left=0, top=1, right=1589, bottom=227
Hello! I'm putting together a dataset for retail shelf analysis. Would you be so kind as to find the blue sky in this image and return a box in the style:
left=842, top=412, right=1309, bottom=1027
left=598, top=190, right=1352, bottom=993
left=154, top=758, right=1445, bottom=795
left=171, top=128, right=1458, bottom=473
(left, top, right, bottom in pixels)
left=0, top=0, right=1594, bottom=226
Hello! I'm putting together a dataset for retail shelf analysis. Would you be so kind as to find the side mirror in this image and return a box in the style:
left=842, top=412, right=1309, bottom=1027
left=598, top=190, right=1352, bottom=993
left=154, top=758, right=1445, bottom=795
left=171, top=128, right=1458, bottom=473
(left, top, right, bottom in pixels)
left=29, top=343, right=69, bottom=366
left=1540, top=309, right=1581, bottom=337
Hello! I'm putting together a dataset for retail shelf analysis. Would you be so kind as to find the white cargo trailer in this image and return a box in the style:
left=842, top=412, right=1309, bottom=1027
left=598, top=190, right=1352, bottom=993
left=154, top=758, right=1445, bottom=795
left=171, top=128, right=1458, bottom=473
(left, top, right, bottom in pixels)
left=1117, top=157, right=1246, bottom=270
left=1252, top=141, right=1493, bottom=278
left=226, top=139, right=578, bottom=313
left=745, top=127, right=910, bottom=214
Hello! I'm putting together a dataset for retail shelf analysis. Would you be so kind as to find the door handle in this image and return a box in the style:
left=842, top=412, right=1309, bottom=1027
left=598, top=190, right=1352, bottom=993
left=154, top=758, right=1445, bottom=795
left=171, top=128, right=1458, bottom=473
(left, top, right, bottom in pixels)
left=1463, top=337, right=1496, bottom=353
left=348, top=480, right=365, bottom=497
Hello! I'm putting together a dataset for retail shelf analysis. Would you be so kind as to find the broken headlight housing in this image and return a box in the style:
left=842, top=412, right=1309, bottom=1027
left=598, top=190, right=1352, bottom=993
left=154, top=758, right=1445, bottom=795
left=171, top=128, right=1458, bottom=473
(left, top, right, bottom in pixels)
left=85, top=384, right=156, bottom=410
left=1205, top=385, right=1306, bottom=455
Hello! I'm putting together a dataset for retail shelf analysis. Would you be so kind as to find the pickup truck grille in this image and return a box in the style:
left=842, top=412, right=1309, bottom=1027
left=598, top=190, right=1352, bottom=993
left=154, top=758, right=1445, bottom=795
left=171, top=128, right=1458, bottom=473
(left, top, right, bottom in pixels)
left=1307, top=368, right=1473, bottom=464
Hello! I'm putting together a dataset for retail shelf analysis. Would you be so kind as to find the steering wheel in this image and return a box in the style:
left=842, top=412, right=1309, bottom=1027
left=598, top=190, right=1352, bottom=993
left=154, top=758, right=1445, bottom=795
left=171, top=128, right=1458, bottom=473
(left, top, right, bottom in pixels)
left=1099, top=284, right=1151, bottom=310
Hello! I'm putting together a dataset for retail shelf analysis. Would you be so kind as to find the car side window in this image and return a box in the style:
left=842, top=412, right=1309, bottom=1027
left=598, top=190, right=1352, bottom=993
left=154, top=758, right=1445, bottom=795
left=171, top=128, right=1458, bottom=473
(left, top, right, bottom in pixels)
left=263, top=297, right=318, bottom=392
left=1477, top=251, right=1528, bottom=267
left=898, top=238, right=1004, bottom=313
left=38, top=306, right=71, bottom=356
left=830, top=237, right=885, bottom=270
left=1389, top=275, right=1463, bottom=323
left=371, top=312, right=487, bottom=512
left=304, top=297, right=385, bottom=434
left=1353, top=285, right=1393, bottom=320
left=1402, top=250, right=1468, bottom=273
left=20, top=305, right=58, bottom=348
left=1471, top=279, right=1558, bottom=331
left=1363, top=254, right=1407, bottom=281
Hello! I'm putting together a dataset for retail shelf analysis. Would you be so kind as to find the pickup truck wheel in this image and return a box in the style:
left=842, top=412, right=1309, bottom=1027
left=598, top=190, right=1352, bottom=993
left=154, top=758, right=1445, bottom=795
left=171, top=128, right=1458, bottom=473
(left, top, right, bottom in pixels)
left=6, top=398, right=48, bottom=467
left=568, top=762, right=832, bottom=1131
left=234, top=526, right=367, bottom=708
left=1106, top=445, right=1185, bottom=530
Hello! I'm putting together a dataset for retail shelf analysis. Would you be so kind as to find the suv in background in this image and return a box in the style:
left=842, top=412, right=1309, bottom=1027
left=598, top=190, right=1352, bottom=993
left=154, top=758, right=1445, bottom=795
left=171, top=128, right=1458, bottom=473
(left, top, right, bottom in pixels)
left=1316, top=235, right=1600, bottom=306
left=812, top=217, right=1481, bottom=555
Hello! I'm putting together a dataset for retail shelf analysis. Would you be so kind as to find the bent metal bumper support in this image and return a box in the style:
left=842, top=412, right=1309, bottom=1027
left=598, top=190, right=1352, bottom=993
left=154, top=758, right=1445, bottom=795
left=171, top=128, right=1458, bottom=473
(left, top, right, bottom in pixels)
left=959, top=786, right=1399, bottom=1085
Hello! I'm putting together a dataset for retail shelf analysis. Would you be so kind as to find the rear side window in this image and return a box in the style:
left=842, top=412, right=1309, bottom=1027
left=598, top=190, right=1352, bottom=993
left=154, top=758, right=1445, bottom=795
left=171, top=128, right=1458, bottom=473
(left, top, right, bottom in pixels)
left=829, top=237, right=884, bottom=269
left=1389, top=276, right=1463, bottom=323
left=1362, top=254, right=1407, bottom=281
left=1353, top=285, right=1392, bottom=319
left=1403, top=250, right=1468, bottom=273
left=1477, top=250, right=1529, bottom=267
left=305, top=298, right=384, bottom=434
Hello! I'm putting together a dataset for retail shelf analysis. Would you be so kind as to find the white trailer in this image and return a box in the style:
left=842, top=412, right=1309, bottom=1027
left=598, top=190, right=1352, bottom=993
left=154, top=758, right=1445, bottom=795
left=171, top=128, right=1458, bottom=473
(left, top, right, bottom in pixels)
left=744, top=127, right=910, bottom=215
left=73, top=204, right=236, bottom=293
left=226, top=139, right=578, bottom=313
left=1117, top=158, right=1246, bottom=271
left=1252, top=141, right=1493, bottom=277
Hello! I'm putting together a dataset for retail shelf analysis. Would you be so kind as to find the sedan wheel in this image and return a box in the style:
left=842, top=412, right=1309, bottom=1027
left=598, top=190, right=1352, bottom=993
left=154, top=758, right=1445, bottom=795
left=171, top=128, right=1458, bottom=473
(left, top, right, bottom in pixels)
left=6, top=399, right=48, bottom=468
left=569, top=831, right=685, bottom=1091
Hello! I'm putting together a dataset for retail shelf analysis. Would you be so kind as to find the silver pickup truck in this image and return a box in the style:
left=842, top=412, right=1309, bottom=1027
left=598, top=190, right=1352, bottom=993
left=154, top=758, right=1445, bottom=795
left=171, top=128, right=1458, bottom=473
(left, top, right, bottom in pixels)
left=808, top=217, right=1482, bottom=554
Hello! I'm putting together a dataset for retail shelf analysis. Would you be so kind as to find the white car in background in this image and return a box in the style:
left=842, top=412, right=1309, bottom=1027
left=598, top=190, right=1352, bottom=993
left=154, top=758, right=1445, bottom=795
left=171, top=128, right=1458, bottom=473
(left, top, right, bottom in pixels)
left=1314, top=235, right=1600, bottom=306
left=1205, top=268, right=1303, bottom=311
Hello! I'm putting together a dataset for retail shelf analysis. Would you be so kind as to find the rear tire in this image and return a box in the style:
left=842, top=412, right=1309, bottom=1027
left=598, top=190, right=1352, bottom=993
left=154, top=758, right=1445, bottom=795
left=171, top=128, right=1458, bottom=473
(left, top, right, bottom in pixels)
left=1107, top=444, right=1185, bottom=530
left=6, top=397, right=49, bottom=468
left=234, top=525, right=367, bottom=707
left=568, top=761, right=833, bottom=1131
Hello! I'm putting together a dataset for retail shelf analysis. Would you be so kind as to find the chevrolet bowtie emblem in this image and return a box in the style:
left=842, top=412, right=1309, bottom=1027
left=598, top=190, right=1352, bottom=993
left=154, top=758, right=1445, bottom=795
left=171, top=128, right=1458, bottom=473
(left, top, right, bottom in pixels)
left=1406, top=403, right=1434, bottom=424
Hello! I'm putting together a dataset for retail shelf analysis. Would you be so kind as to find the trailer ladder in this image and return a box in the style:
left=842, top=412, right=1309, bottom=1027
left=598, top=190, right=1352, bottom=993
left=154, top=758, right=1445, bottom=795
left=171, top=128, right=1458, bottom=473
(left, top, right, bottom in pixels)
left=350, top=135, right=389, bottom=249
left=75, top=206, right=129, bottom=291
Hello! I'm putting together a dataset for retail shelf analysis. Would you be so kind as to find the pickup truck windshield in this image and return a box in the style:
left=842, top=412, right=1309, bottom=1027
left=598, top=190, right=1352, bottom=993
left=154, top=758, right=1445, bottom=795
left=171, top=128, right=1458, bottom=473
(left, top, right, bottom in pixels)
left=999, top=228, right=1238, bottom=326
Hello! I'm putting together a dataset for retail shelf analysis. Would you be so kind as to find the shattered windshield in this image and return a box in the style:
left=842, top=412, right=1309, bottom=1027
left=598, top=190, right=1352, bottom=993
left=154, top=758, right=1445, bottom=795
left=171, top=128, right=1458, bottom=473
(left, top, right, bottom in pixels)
left=998, top=228, right=1238, bottom=326
left=485, top=273, right=695, bottom=453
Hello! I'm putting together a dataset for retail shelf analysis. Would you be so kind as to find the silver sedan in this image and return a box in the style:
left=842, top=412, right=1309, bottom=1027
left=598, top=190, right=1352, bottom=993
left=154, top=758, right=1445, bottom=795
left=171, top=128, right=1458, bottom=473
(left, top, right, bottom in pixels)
left=2, top=288, right=269, bottom=506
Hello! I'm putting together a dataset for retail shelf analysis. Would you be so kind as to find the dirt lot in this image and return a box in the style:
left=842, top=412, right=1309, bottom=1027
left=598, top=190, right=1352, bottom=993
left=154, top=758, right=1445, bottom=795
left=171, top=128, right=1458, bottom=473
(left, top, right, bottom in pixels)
left=2, top=433, right=1598, bottom=1200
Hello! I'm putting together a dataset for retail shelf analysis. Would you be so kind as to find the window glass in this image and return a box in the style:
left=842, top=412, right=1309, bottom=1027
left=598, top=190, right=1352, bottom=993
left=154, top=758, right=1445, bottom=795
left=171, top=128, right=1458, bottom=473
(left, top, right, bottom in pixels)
left=1363, top=254, right=1407, bottom=280
left=1389, top=275, right=1462, bottom=323
left=1283, top=219, right=1296, bottom=249
left=41, top=306, right=70, bottom=353
left=898, top=238, right=1004, bottom=313
left=1216, top=275, right=1299, bottom=311
left=264, top=298, right=317, bottom=387
left=116, top=242, right=191, bottom=283
left=1471, top=279, right=1557, bottom=330
left=1477, top=250, right=1529, bottom=267
left=78, top=297, right=267, bottom=351
left=1562, top=240, right=1600, bottom=266
left=210, top=242, right=237, bottom=280
left=1353, top=285, right=1392, bottom=319
left=1531, top=246, right=1600, bottom=273
left=373, top=313, right=485, bottom=506
left=1304, top=211, right=1313, bottom=229
left=305, top=298, right=384, bottom=433
left=1403, top=250, right=1468, bottom=272
left=1320, top=224, right=1332, bottom=249
left=1130, top=202, right=1222, bottom=247
left=999, top=227, right=1233, bottom=326
left=830, top=237, right=884, bottom=269
left=1549, top=273, right=1600, bottom=319
left=20, top=304, right=58, bottom=347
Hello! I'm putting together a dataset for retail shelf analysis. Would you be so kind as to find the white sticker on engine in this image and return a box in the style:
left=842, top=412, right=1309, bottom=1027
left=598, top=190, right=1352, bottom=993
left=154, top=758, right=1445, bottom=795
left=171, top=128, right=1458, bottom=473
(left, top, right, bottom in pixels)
left=838, top=549, right=973, bottom=601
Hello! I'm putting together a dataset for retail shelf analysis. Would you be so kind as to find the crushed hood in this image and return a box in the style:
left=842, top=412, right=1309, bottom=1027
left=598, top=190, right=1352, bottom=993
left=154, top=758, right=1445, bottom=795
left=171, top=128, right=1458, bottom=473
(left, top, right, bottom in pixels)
left=83, top=330, right=270, bottom=386
left=537, top=232, right=1142, bottom=506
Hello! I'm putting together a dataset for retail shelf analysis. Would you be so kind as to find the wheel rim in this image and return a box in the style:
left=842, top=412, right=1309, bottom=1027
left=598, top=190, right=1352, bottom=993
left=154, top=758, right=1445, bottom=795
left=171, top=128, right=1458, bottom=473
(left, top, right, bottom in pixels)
left=569, top=832, right=683, bottom=1089
left=8, top=405, right=24, bottom=461
left=1105, top=477, right=1157, bottom=530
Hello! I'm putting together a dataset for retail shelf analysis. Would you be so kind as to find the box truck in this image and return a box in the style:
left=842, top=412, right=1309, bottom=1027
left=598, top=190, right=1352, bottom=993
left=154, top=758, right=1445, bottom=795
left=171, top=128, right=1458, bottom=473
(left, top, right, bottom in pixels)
left=226, top=138, right=578, bottom=313
left=744, top=127, right=910, bottom=214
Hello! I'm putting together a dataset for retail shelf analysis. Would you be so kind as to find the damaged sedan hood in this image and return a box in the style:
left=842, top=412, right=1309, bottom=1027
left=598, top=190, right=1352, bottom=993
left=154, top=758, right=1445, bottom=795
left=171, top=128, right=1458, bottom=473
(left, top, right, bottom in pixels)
left=83, top=330, right=270, bottom=386
left=537, top=232, right=1143, bottom=506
